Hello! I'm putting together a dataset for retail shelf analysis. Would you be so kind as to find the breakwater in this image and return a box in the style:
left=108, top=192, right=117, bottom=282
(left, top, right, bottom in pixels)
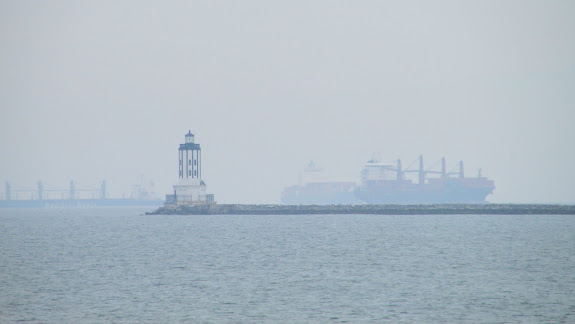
left=147, top=204, right=575, bottom=215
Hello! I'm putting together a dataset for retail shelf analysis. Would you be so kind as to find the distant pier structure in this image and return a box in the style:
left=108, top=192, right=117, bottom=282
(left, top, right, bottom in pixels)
left=165, top=131, right=215, bottom=206
left=4, top=180, right=106, bottom=201
left=1, top=179, right=163, bottom=207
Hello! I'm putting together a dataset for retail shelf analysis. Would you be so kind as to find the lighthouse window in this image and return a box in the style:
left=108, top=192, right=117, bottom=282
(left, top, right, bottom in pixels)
left=188, top=160, right=191, bottom=165
left=188, top=170, right=191, bottom=176
left=194, top=170, right=197, bottom=176
left=194, top=160, right=197, bottom=165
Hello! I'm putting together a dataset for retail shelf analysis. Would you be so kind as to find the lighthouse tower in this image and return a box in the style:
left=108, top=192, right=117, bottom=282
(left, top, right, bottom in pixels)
left=169, top=130, right=214, bottom=205
left=180, top=130, right=201, bottom=180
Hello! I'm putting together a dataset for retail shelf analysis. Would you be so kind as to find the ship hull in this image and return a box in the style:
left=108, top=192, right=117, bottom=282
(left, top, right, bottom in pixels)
left=355, top=188, right=493, bottom=204
left=281, top=182, right=359, bottom=205
left=355, top=182, right=494, bottom=204
left=281, top=191, right=358, bottom=205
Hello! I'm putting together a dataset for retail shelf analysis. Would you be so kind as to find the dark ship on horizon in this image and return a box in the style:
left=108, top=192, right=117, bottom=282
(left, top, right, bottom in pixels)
left=282, top=154, right=495, bottom=205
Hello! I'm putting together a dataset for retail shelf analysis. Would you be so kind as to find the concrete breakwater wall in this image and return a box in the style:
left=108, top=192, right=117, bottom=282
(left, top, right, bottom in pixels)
left=147, top=204, right=575, bottom=215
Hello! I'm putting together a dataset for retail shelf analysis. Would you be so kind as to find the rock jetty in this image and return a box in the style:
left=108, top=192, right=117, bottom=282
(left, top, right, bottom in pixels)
left=146, top=204, right=575, bottom=215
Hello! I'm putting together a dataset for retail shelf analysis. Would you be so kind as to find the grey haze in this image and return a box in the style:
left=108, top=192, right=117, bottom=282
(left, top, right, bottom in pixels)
left=1, top=1, right=574, bottom=203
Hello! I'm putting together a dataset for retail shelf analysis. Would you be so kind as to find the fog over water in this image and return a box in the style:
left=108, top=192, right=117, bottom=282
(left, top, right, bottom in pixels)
left=1, top=1, right=574, bottom=204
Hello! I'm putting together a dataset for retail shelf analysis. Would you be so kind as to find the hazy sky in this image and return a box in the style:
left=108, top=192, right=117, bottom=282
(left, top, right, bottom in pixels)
left=1, top=1, right=574, bottom=203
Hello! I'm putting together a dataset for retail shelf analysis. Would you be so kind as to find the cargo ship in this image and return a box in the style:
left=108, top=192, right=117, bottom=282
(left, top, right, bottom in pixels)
left=281, top=161, right=359, bottom=205
left=282, top=155, right=495, bottom=205
left=281, top=182, right=358, bottom=205
left=355, top=155, right=495, bottom=204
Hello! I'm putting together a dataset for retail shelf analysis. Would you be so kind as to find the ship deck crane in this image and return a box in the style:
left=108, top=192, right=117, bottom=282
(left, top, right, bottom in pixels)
left=393, top=156, right=465, bottom=184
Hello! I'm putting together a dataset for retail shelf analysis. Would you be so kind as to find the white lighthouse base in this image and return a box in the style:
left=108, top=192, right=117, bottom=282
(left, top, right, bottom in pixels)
left=167, top=179, right=214, bottom=206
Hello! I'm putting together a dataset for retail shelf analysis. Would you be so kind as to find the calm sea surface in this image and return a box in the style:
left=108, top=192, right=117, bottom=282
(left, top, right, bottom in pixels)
left=1, top=207, right=574, bottom=323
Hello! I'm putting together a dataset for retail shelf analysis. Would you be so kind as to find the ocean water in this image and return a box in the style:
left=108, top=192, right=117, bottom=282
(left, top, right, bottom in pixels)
left=1, top=208, right=574, bottom=323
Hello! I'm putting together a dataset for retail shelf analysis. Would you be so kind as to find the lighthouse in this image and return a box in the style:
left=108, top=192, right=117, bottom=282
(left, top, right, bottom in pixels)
left=179, top=130, right=201, bottom=180
left=167, top=130, right=214, bottom=205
